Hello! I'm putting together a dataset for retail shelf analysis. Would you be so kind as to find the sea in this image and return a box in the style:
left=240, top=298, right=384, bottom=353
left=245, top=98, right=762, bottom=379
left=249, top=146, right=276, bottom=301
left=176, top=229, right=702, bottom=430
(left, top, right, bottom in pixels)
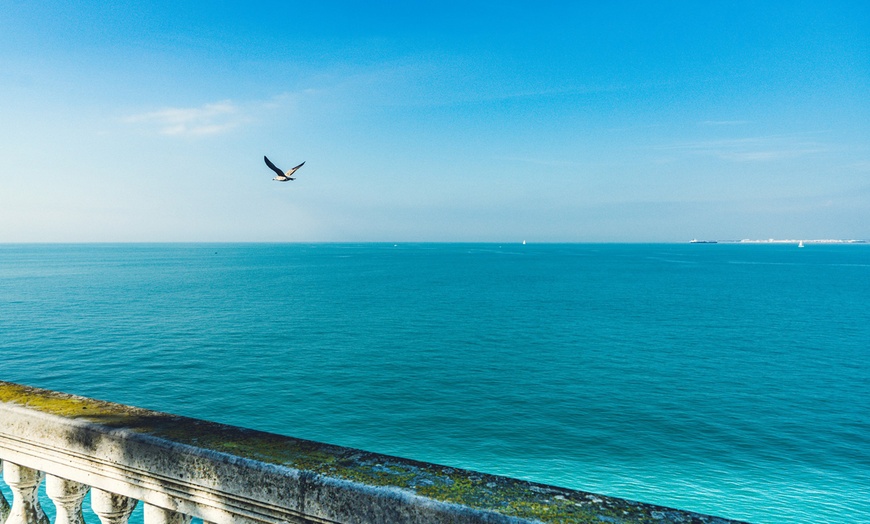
left=1, top=243, right=868, bottom=523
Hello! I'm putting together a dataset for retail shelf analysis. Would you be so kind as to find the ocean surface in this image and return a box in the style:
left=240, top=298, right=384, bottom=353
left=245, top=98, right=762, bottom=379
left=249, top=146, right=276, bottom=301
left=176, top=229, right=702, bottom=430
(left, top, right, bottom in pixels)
left=1, top=243, right=868, bottom=523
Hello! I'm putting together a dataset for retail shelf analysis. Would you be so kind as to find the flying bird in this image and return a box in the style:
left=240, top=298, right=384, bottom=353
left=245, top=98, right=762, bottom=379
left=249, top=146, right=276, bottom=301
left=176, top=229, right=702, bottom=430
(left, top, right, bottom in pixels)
left=264, top=156, right=305, bottom=182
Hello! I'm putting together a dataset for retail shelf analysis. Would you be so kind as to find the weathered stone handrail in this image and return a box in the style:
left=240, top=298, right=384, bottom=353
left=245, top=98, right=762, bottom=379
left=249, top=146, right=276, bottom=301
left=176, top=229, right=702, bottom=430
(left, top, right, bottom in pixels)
left=0, top=381, right=747, bottom=524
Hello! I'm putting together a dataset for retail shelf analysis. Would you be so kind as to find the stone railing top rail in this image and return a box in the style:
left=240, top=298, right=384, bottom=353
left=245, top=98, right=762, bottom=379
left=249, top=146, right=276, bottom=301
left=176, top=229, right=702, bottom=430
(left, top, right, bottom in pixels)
left=0, top=381, right=747, bottom=524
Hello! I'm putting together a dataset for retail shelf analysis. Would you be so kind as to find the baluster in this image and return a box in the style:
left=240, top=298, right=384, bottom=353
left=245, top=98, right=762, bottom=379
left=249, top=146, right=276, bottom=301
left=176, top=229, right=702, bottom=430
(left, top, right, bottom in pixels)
left=0, top=493, right=8, bottom=524
left=0, top=461, right=11, bottom=524
left=143, top=504, right=190, bottom=524
left=2, top=462, right=49, bottom=524
left=45, top=475, right=89, bottom=524
left=90, top=489, right=137, bottom=524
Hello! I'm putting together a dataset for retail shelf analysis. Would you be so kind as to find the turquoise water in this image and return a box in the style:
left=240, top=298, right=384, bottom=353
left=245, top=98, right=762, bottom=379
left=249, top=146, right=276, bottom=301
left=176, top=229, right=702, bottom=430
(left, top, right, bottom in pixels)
left=1, top=243, right=868, bottom=523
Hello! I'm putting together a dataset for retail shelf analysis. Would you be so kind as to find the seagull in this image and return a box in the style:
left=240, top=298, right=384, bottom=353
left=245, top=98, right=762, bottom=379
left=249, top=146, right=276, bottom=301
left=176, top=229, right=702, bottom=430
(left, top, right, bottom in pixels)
left=264, top=156, right=305, bottom=182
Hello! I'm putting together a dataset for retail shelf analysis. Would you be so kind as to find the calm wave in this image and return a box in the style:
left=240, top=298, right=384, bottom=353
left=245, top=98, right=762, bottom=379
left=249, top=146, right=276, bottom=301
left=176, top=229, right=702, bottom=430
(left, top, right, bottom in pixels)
left=2, top=243, right=869, bottom=523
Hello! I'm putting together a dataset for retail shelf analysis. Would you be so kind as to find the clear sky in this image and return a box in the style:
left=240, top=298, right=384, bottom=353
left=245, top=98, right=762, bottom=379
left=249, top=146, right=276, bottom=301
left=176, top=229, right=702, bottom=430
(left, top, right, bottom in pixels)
left=1, top=1, right=868, bottom=242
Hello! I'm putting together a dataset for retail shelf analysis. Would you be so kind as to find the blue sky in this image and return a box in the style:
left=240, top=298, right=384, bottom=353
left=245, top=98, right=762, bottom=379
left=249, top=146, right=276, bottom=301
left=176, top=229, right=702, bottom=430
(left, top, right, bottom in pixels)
left=1, top=1, right=868, bottom=242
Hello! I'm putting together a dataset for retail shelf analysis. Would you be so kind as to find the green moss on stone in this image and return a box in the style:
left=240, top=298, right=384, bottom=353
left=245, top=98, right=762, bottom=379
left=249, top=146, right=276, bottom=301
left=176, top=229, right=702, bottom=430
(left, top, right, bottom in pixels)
left=0, top=381, right=744, bottom=524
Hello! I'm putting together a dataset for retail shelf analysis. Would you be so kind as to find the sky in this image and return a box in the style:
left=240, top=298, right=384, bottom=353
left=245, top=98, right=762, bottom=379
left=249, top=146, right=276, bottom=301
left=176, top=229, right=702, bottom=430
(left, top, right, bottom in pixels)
left=1, top=1, right=868, bottom=242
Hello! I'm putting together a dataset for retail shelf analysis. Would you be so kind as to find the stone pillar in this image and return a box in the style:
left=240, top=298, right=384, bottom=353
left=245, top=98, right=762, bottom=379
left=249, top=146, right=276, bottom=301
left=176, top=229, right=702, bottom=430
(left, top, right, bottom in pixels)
left=0, top=461, right=11, bottom=524
left=45, top=475, right=90, bottom=524
left=2, top=462, right=49, bottom=524
left=90, top=488, right=138, bottom=524
left=143, top=504, right=191, bottom=524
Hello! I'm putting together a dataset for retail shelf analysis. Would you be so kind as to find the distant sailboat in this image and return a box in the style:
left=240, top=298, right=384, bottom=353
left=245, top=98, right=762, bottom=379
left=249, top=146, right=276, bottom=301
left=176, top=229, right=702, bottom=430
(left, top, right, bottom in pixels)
left=798, top=241, right=805, bottom=248
left=522, top=240, right=526, bottom=245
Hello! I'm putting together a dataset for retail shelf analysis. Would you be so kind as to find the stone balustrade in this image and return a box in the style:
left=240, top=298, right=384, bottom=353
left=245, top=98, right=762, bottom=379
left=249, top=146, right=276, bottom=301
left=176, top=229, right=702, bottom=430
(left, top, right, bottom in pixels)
left=0, top=381, right=747, bottom=524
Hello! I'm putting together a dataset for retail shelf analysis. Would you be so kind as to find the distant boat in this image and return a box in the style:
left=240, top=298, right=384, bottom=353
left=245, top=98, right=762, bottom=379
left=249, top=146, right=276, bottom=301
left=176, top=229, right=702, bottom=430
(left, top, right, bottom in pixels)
left=798, top=241, right=805, bottom=248
left=690, top=239, right=718, bottom=244
left=522, top=240, right=526, bottom=245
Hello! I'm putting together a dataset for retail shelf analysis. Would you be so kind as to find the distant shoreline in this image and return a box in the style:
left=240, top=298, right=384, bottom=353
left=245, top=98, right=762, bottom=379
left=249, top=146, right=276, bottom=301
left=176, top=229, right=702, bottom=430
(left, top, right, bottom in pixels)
left=692, top=239, right=867, bottom=244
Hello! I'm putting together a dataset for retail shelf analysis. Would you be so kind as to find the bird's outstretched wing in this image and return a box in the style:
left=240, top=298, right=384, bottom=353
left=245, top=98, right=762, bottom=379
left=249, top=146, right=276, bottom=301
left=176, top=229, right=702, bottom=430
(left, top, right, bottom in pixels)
left=285, top=161, right=305, bottom=177
left=264, top=156, right=284, bottom=177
